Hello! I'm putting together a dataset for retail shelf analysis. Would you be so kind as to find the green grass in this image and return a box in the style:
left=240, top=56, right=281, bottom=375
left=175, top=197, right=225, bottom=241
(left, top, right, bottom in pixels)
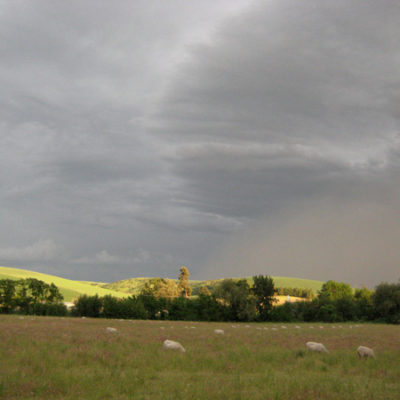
left=0, top=317, right=399, bottom=399
left=0, top=267, right=127, bottom=302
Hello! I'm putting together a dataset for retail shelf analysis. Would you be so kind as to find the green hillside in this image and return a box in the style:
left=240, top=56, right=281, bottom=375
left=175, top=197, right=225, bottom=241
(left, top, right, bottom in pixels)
left=0, top=266, right=128, bottom=302
left=0, top=266, right=324, bottom=301
left=103, top=275, right=324, bottom=296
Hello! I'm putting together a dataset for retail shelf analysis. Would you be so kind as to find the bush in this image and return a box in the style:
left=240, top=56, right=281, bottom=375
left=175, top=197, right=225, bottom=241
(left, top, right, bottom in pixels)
left=31, top=302, right=68, bottom=316
left=72, top=295, right=102, bottom=317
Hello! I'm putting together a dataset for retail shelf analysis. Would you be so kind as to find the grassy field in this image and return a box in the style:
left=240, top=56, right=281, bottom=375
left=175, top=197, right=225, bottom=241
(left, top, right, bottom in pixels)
left=0, top=316, right=399, bottom=399
left=0, top=267, right=127, bottom=302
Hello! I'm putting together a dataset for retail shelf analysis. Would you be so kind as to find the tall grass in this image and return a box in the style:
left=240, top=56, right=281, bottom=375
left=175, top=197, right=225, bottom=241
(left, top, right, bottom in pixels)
left=0, top=317, right=399, bottom=399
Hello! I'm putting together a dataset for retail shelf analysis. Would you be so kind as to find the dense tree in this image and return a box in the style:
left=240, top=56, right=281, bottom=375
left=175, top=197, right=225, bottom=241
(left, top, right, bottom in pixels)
left=0, top=279, right=16, bottom=313
left=354, top=287, right=374, bottom=320
left=140, top=278, right=178, bottom=299
left=178, top=266, right=192, bottom=298
left=198, top=286, right=211, bottom=296
left=213, top=279, right=256, bottom=321
left=318, top=280, right=353, bottom=302
left=251, top=275, right=276, bottom=321
left=73, top=294, right=102, bottom=318
left=0, top=278, right=64, bottom=314
left=373, top=282, right=400, bottom=323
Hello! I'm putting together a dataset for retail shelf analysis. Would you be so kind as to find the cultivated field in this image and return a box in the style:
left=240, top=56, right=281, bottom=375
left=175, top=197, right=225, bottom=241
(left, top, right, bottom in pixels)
left=0, top=316, right=399, bottom=399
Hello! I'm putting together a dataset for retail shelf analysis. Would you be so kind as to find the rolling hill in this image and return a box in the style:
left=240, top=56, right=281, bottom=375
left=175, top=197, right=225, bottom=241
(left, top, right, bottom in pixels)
left=0, top=266, right=127, bottom=302
left=0, top=266, right=324, bottom=301
left=102, top=275, right=323, bottom=295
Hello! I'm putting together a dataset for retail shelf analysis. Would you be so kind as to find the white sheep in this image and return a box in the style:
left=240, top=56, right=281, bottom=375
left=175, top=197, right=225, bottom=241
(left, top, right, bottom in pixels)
left=106, top=327, right=117, bottom=333
left=214, top=329, right=225, bottom=335
left=306, top=341, right=329, bottom=353
left=357, top=346, right=375, bottom=359
left=163, top=339, right=185, bottom=353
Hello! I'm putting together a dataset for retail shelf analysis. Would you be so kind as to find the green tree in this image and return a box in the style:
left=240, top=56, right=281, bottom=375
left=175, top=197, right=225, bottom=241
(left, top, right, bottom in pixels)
left=198, top=286, right=211, bottom=296
left=318, top=280, right=353, bottom=302
left=140, top=278, right=178, bottom=299
left=354, top=287, right=374, bottom=320
left=252, top=275, right=276, bottom=321
left=213, top=279, right=256, bottom=321
left=178, top=266, right=192, bottom=298
left=373, top=282, right=400, bottom=324
left=0, top=279, right=17, bottom=313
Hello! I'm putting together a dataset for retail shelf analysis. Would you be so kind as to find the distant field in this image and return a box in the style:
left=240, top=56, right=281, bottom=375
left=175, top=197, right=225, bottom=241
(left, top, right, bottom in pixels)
left=0, top=316, right=399, bottom=399
left=0, top=267, right=127, bottom=302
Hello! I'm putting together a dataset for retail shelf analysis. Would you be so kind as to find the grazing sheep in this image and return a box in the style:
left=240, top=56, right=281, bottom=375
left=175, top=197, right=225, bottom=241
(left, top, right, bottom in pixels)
left=106, top=327, right=117, bottom=333
left=306, top=342, right=329, bottom=353
left=295, top=325, right=301, bottom=329
left=357, top=346, right=375, bottom=359
left=281, top=326, right=287, bottom=329
left=271, top=327, right=278, bottom=331
left=163, top=339, right=185, bottom=353
left=214, top=329, right=225, bottom=335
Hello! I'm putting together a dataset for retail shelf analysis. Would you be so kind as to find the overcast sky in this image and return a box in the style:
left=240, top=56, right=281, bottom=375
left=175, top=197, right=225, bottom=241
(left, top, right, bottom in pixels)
left=1, top=0, right=399, bottom=286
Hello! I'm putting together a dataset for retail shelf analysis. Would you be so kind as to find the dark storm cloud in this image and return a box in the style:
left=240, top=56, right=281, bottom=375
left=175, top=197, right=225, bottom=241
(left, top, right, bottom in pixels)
left=151, top=0, right=400, bottom=284
left=0, top=0, right=399, bottom=284
left=0, top=0, right=251, bottom=280
left=152, top=0, right=400, bottom=218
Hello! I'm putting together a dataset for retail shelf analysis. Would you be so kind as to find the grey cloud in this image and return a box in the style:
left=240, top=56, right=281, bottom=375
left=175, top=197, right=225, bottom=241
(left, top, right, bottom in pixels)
left=0, top=239, right=60, bottom=262
left=153, top=0, right=400, bottom=220
left=1, top=0, right=399, bottom=284
left=203, top=184, right=400, bottom=287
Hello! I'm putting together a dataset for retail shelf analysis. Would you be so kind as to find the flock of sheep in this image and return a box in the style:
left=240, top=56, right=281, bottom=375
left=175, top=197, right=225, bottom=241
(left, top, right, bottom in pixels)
left=304, top=341, right=375, bottom=358
left=104, top=323, right=374, bottom=359
left=162, top=336, right=375, bottom=358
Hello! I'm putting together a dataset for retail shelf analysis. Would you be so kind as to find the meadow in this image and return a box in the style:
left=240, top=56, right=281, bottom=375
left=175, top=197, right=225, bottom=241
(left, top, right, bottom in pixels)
left=0, top=316, right=399, bottom=399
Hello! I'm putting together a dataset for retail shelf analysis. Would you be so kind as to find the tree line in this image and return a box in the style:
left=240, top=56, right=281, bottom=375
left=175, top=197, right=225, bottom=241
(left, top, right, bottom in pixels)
left=70, top=278, right=400, bottom=324
left=1, top=271, right=399, bottom=324
left=0, top=278, right=66, bottom=316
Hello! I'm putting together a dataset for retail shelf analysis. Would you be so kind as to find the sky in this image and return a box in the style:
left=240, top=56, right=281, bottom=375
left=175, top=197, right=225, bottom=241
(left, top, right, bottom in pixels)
left=1, top=0, right=399, bottom=286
